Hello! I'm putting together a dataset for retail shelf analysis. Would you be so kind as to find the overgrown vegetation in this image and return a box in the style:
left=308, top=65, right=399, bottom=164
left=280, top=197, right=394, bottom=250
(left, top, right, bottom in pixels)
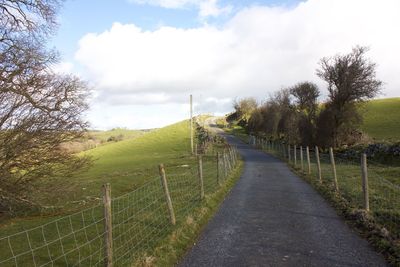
left=228, top=46, right=383, bottom=149
left=0, top=0, right=90, bottom=215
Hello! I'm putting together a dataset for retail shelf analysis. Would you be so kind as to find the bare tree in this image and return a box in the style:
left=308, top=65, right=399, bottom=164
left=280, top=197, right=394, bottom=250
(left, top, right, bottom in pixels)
left=290, top=82, right=320, bottom=119
left=290, top=82, right=320, bottom=146
left=273, top=89, right=299, bottom=144
left=316, top=46, right=382, bottom=147
left=0, top=1, right=90, bottom=214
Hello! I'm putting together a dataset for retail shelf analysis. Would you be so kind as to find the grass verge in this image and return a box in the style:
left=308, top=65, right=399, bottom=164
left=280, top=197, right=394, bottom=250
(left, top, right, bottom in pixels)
left=132, top=160, right=243, bottom=267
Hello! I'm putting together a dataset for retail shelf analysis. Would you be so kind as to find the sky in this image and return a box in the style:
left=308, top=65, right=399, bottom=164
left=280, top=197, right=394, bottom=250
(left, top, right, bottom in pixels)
left=51, top=0, right=400, bottom=130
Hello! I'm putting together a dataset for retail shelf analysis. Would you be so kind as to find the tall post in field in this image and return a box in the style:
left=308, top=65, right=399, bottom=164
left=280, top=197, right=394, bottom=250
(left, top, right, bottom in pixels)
left=361, top=153, right=370, bottom=212
left=102, top=183, right=113, bottom=267
left=315, top=146, right=322, bottom=183
left=329, top=147, right=339, bottom=192
left=190, top=94, right=194, bottom=155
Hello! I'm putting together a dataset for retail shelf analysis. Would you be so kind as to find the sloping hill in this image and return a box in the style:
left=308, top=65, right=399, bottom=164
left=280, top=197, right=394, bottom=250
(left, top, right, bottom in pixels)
left=76, top=120, right=192, bottom=200
left=26, top=120, right=192, bottom=210
left=362, top=97, right=400, bottom=141
left=1, top=120, right=193, bottom=229
left=88, top=128, right=148, bottom=143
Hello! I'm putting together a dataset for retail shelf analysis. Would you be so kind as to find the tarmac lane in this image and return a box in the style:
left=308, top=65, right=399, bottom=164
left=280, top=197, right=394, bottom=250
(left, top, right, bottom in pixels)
left=178, top=131, right=388, bottom=267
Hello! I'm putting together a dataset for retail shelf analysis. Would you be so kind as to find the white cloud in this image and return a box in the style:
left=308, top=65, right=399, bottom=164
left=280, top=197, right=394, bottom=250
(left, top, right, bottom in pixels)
left=198, top=0, right=232, bottom=17
left=129, top=0, right=197, bottom=9
left=76, top=0, right=400, bottom=129
left=128, top=0, right=231, bottom=17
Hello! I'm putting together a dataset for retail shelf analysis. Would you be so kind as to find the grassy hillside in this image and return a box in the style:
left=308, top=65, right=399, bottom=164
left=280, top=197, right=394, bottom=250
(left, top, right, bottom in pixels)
left=76, top=121, right=192, bottom=202
left=48, top=120, right=192, bottom=210
left=362, top=98, right=400, bottom=141
left=1, top=120, right=193, bottom=226
left=61, top=128, right=150, bottom=153
left=88, top=128, right=149, bottom=143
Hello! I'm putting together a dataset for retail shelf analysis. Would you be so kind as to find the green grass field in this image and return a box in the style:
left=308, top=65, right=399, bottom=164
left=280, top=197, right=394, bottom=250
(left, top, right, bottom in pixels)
left=0, top=119, right=242, bottom=266
left=0, top=120, right=193, bottom=233
left=31, top=121, right=193, bottom=211
left=362, top=97, right=400, bottom=141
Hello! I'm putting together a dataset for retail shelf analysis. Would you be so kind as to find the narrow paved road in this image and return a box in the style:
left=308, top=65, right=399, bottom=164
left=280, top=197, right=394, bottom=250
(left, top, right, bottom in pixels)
left=179, top=127, right=387, bottom=266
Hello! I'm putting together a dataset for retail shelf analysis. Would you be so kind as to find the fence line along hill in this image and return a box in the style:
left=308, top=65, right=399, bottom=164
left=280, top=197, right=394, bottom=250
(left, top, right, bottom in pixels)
left=0, top=119, right=242, bottom=266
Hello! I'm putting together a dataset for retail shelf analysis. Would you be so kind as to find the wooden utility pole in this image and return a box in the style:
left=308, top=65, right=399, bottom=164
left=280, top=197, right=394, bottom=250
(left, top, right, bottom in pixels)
left=190, top=95, right=194, bottom=154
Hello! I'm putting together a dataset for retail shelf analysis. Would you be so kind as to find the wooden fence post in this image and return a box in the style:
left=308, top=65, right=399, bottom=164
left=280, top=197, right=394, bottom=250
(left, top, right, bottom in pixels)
left=329, top=147, right=339, bottom=192
left=306, top=146, right=311, bottom=174
left=198, top=156, right=204, bottom=199
left=361, top=153, right=370, bottom=212
left=315, top=146, right=322, bottom=183
left=217, top=152, right=221, bottom=186
left=102, top=183, right=113, bottom=267
left=226, top=149, right=230, bottom=171
left=229, top=147, right=235, bottom=166
left=159, top=164, right=176, bottom=225
left=233, top=147, right=237, bottom=166
left=300, top=146, right=304, bottom=172
left=223, top=151, right=228, bottom=178
left=227, top=149, right=232, bottom=171
left=288, top=144, right=291, bottom=162
left=294, top=145, right=297, bottom=166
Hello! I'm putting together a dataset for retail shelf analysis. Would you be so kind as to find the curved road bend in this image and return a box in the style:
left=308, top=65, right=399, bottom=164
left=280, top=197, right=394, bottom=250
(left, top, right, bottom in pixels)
left=179, top=127, right=387, bottom=267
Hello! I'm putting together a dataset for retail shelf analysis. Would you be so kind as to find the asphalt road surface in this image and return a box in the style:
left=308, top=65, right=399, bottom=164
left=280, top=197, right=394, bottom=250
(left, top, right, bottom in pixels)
left=178, top=126, right=387, bottom=267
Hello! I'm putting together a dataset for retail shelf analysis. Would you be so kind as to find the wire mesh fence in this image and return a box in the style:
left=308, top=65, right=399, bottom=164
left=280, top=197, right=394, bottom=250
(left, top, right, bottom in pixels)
left=0, top=145, right=240, bottom=267
left=256, top=138, right=400, bottom=243
left=0, top=203, right=105, bottom=267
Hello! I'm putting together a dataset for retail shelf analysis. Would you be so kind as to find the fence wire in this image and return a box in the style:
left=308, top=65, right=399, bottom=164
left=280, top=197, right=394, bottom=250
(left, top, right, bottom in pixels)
left=0, top=204, right=105, bottom=267
left=0, top=146, right=239, bottom=267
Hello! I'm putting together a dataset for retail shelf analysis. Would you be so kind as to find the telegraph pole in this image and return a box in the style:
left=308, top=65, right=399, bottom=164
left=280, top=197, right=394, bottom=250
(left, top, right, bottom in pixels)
left=190, top=94, right=194, bottom=154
